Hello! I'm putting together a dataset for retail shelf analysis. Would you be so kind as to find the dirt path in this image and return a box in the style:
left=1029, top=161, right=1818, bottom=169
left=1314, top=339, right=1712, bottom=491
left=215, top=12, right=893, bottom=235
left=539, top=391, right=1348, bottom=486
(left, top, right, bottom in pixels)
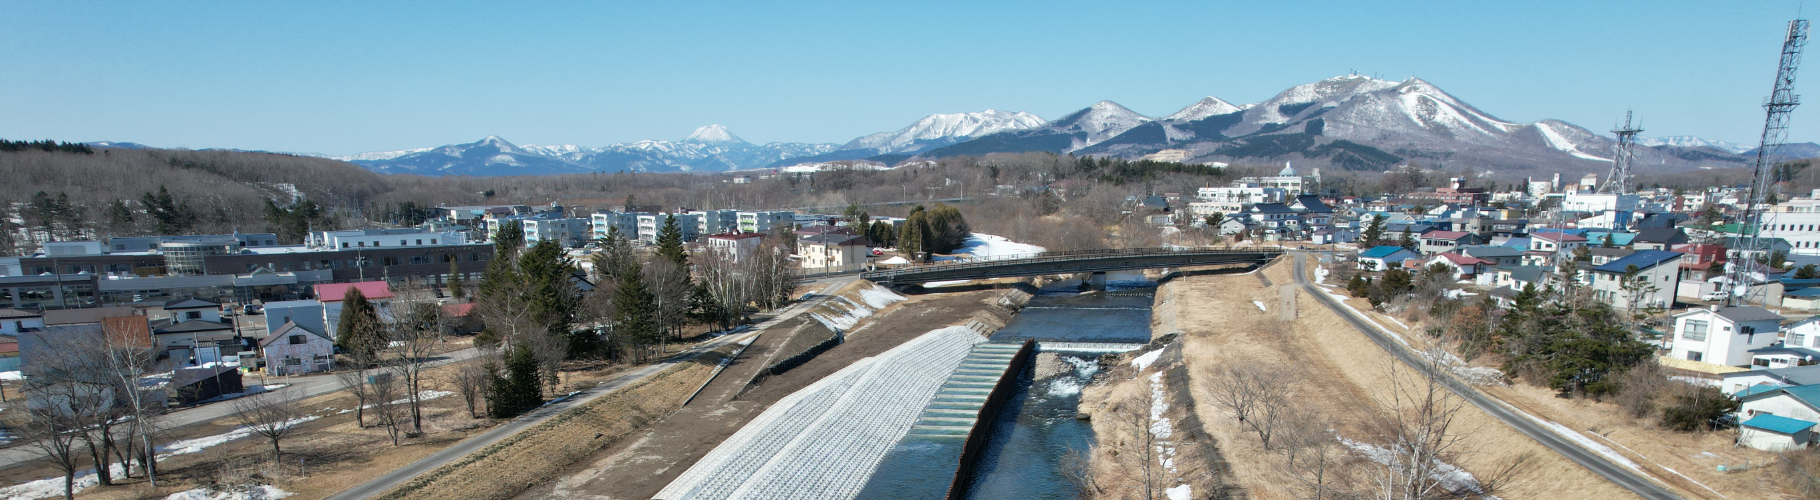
left=517, top=289, right=1011, bottom=500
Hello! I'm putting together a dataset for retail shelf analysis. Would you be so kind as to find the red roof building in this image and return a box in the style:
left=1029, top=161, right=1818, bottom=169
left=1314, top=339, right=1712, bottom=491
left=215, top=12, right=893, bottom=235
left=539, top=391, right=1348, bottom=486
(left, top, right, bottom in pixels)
left=314, top=281, right=393, bottom=302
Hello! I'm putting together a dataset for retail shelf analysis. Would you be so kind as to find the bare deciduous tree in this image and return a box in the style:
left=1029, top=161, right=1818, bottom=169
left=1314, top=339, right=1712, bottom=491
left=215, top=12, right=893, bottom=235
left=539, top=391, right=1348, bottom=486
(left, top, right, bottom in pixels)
left=1203, top=361, right=1296, bottom=449
left=450, top=357, right=492, bottom=418
left=386, top=281, right=447, bottom=434
left=335, top=348, right=377, bottom=427
left=229, top=388, right=304, bottom=461
left=370, top=372, right=406, bottom=445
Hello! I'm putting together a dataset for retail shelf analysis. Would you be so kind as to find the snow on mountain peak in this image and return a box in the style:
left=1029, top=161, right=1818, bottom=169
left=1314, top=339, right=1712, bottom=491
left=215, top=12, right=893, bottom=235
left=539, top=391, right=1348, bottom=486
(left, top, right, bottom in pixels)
left=683, top=124, right=746, bottom=144
left=1057, top=101, right=1151, bottom=149
left=1165, top=97, right=1242, bottom=121
left=1639, top=135, right=1752, bottom=154
left=840, top=109, right=1047, bottom=153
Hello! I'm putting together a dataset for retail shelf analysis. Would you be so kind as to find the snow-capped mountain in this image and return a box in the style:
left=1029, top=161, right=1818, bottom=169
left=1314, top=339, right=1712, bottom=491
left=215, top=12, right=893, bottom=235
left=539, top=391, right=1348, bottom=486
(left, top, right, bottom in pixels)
left=348, top=128, right=837, bottom=176
left=917, top=101, right=1153, bottom=158
left=1165, top=97, right=1243, bottom=122
left=1639, top=135, right=1752, bottom=154
left=840, top=110, right=1046, bottom=154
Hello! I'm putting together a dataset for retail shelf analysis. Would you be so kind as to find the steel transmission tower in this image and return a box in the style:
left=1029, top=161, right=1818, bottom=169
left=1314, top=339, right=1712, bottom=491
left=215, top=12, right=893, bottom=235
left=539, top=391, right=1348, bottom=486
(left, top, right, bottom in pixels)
left=1599, top=111, right=1643, bottom=194
left=1727, top=19, right=1809, bottom=307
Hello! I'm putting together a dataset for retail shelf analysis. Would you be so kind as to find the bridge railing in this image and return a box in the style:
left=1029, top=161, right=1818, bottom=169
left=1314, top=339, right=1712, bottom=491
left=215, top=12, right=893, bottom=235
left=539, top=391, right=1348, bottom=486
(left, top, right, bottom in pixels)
left=861, top=246, right=1285, bottom=281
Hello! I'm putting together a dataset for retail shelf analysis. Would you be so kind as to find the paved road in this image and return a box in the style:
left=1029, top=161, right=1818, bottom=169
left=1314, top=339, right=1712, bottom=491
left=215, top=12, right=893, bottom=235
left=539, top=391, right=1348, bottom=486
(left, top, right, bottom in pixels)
left=327, top=276, right=857, bottom=500
left=0, top=347, right=483, bottom=472
left=1288, top=253, right=1682, bottom=500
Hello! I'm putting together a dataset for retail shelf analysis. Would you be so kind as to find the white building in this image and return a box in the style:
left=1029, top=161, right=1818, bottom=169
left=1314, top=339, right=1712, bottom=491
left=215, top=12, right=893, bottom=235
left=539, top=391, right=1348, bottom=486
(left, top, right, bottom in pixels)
left=738, top=210, right=795, bottom=234
left=692, top=209, right=741, bottom=236
left=1736, top=386, right=1820, bottom=450
left=638, top=213, right=703, bottom=243
left=591, top=211, right=644, bottom=241
left=799, top=233, right=869, bottom=270
left=522, top=217, right=591, bottom=248
left=1237, top=164, right=1314, bottom=196
left=1196, top=184, right=1286, bottom=205
left=704, top=233, right=765, bottom=263
left=308, top=229, right=467, bottom=250
left=1561, top=193, right=1641, bottom=214
left=1761, top=194, right=1820, bottom=255
left=1584, top=250, right=1682, bottom=311
left=1669, top=306, right=1785, bottom=367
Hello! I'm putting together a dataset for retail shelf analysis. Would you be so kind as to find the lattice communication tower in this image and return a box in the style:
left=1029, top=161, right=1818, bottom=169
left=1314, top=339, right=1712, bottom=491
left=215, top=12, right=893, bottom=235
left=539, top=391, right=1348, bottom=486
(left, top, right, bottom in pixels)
left=1727, top=19, right=1809, bottom=307
left=1600, top=111, right=1643, bottom=195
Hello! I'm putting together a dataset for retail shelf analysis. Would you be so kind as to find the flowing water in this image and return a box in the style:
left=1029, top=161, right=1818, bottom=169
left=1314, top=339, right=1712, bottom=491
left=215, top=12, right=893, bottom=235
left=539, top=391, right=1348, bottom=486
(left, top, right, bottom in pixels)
left=963, top=276, right=1155, bottom=499
left=857, top=274, right=1155, bottom=499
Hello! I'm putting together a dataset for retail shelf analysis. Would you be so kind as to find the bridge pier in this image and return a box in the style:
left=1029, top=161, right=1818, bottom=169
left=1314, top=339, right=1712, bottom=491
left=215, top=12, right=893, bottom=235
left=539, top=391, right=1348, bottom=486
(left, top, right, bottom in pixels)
left=1087, top=272, right=1107, bottom=290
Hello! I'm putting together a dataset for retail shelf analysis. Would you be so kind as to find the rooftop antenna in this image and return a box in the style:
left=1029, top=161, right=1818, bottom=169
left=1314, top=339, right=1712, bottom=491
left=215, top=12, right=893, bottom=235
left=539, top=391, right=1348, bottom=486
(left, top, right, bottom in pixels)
left=1599, top=111, right=1643, bottom=195
left=1726, top=18, right=1809, bottom=307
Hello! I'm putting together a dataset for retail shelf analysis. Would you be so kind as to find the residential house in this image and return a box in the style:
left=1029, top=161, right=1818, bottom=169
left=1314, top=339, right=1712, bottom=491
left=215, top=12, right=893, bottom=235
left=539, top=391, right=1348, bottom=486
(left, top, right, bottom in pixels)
left=260, top=321, right=333, bottom=376
left=150, top=298, right=239, bottom=366
left=262, top=299, right=326, bottom=337
left=1736, top=385, right=1820, bottom=450
left=1245, top=204, right=1302, bottom=239
left=1459, top=246, right=1524, bottom=268
left=1748, top=342, right=1820, bottom=370
left=1583, top=231, right=1637, bottom=248
left=1217, top=216, right=1254, bottom=236
left=1672, top=243, right=1727, bottom=281
left=799, top=233, right=869, bottom=270
left=1670, top=306, right=1786, bottom=367
left=1722, top=364, right=1820, bottom=395
left=704, top=233, right=766, bottom=263
left=1586, top=250, right=1682, bottom=310
left=1357, top=246, right=1420, bottom=272
left=1491, top=265, right=1553, bottom=292
left=1423, top=253, right=1493, bottom=281
left=0, top=308, right=44, bottom=336
left=1587, top=247, right=1637, bottom=267
left=1632, top=228, right=1689, bottom=251
left=1786, top=288, right=1820, bottom=312
left=1417, top=231, right=1485, bottom=255
left=314, top=281, right=393, bottom=336
left=1310, top=228, right=1356, bottom=245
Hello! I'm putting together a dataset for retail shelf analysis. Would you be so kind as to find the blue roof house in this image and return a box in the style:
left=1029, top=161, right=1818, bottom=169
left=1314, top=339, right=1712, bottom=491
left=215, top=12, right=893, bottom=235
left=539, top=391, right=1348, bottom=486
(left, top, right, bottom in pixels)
left=1357, top=246, right=1420, bottom=272
left=1738, top=385, right=1820, bottom=450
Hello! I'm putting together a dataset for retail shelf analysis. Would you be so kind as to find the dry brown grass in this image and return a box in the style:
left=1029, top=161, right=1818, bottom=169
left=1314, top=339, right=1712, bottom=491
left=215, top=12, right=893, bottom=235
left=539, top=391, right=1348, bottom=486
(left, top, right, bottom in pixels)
left=372, top=352, right=722, bottom=500
left=1109, top=264, right=1653, bottom=500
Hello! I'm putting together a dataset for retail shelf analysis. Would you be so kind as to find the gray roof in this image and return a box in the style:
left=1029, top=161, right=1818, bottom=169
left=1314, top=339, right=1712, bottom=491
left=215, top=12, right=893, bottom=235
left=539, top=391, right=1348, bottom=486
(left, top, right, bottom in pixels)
left=1687, top=306, right=1787, bottom=323
left=1734, top=364, right=1820, bottom=386
left=1460, top=245, right=1522, bottom=258
left=1633, top=227, right=1687, bottom=244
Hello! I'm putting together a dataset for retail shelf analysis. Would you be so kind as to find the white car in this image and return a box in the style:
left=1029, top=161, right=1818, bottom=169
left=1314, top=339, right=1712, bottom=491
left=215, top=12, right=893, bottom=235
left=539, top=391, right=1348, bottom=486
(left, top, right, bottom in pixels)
left=1702, top=290, right=1729, bottom=302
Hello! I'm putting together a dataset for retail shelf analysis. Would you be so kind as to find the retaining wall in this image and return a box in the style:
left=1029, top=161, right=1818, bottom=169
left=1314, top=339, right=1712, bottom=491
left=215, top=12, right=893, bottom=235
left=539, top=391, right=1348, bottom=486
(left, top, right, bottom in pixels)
left=942, top=338, right=1036, bottom=500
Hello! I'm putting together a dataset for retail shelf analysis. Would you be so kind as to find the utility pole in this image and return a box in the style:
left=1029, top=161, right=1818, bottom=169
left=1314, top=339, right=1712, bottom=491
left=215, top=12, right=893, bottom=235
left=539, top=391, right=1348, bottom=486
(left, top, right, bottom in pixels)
left=1727, top=19, right=1809, bottom=307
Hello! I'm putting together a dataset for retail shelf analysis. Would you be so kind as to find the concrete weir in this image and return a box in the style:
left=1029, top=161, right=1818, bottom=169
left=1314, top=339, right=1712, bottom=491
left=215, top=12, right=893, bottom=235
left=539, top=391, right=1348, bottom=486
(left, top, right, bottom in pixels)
left=856, top=339, right=1036, bottom=499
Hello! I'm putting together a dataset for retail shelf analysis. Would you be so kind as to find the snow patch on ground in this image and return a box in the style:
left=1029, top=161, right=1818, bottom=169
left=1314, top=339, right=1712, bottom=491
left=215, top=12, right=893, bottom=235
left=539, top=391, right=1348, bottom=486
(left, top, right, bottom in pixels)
left=1166, top=485, right=1192, bottom=500
left=934, top=233, right=1046, bottom=261
left=161, top=415, right=323, bottom=456
left=1340, top=437, right=1485, bottom=494
left=166, top=485, right=294, bottom=500
left=1146, top=372, right=1190, bottom=495
left=1315, top=267, right=1329, bottom=284
left=921, top=280, right=970, bottom=287
left=1320, top=290, right=1408, bottom=345
left=1252, top=301, right=1268, bottom=312
left=0, top=371, right=20, bottom=381
left=2, top=414, right=321, bottom=500
left=808, top=284, right=906, bottom=332
left=1507, top=409, right=1641, bottom=471
left=1130, top=350, right=1164, bottom=371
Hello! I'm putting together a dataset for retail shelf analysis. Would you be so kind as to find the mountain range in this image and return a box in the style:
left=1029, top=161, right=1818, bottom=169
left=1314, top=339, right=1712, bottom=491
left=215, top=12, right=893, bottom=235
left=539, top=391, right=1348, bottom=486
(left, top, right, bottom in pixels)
left=89, top=75, right=1819, bottom=177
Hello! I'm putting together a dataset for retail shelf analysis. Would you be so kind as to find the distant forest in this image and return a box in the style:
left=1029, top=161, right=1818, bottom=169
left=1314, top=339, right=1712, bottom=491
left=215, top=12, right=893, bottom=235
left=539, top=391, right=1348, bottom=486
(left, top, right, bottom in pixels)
left=0, top=140, right=1770, bottom=256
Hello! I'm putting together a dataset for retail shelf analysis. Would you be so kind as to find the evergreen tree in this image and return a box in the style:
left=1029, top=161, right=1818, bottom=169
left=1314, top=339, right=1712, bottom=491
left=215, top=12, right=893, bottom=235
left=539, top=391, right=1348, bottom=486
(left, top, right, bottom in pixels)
left=519, top=240, right=579, bottom=349
left=485, top=344, right=543, bottom=418
left=612, top=264, right=661, bottom=354
left=1361, top=216, right=1385, bottom=247
left=1397, top=231, right=1417, bottom=251
left=335, top=287, right=385, bottom=357
left=902, top=206, right=929, bottom=259
left=1601, top=233, right=1616, bottom=248
left=105, top=199, right=135, bottom=236
left=654, top=214, right=689, bottom=269
left=448, top=259, right=466, bottom=299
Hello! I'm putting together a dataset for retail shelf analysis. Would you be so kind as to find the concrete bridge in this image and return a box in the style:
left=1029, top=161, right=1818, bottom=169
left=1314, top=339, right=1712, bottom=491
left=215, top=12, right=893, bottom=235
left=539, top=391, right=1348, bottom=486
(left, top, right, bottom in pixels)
left=860, top=247, right=1284, bottom=285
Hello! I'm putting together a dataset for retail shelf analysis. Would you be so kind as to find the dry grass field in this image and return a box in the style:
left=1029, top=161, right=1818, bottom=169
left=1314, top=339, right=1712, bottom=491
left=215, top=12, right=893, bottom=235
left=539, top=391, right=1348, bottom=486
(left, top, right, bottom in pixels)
left=1080, top=257, right=1667, bottom=500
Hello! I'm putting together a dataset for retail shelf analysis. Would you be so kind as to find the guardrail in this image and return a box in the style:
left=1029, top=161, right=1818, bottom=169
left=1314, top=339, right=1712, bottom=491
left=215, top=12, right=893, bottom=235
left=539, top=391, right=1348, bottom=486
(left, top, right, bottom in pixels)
left=860, top=246, right=1286, bottom=282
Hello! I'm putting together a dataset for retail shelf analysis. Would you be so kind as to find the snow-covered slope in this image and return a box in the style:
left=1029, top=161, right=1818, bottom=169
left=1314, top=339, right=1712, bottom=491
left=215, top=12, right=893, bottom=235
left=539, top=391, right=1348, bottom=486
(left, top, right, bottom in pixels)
left=1054, top=101, right=1153, bottom=150
left=1165, top=97, right=1243, bottom=121
left=839, top=110, right=1046, bottom=154
left=1639, top=135, right=1752, bottom=154
left=348, top=128, right=837, bottom=176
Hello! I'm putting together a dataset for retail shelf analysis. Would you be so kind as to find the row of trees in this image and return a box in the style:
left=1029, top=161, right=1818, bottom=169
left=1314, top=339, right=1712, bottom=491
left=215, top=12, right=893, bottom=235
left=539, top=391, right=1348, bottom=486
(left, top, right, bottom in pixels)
left=901, top=203, right=970, bottom=257
left=460, top=219, right=799, bottom=418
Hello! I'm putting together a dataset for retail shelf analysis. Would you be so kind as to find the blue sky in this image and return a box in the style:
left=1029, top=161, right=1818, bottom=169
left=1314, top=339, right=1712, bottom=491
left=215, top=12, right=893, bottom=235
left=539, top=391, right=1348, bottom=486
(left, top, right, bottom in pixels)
left=1, top=1, right=1813, bottom=155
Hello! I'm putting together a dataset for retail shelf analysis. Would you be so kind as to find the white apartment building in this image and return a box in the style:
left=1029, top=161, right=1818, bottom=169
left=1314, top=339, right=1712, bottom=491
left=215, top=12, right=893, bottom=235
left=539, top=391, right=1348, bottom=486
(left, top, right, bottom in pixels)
left=738, top=211, right=795, bottom=234
left=591, top=211, right=644, bottom=241
left=522, top=218, right=590, bottom=248
left=638, top=213, right=702, bottom=243
left=308, top=229, right=468, bottom=250
left=693, top=209, right=740, bottom=236
left=1762, top=193, right=1820, bottom=255
left=1196, top=184, right=1286, bottom=205
left=1561, top=193, right=1640, bottom=213
left=1237, top=164, right=1315, bottom=196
